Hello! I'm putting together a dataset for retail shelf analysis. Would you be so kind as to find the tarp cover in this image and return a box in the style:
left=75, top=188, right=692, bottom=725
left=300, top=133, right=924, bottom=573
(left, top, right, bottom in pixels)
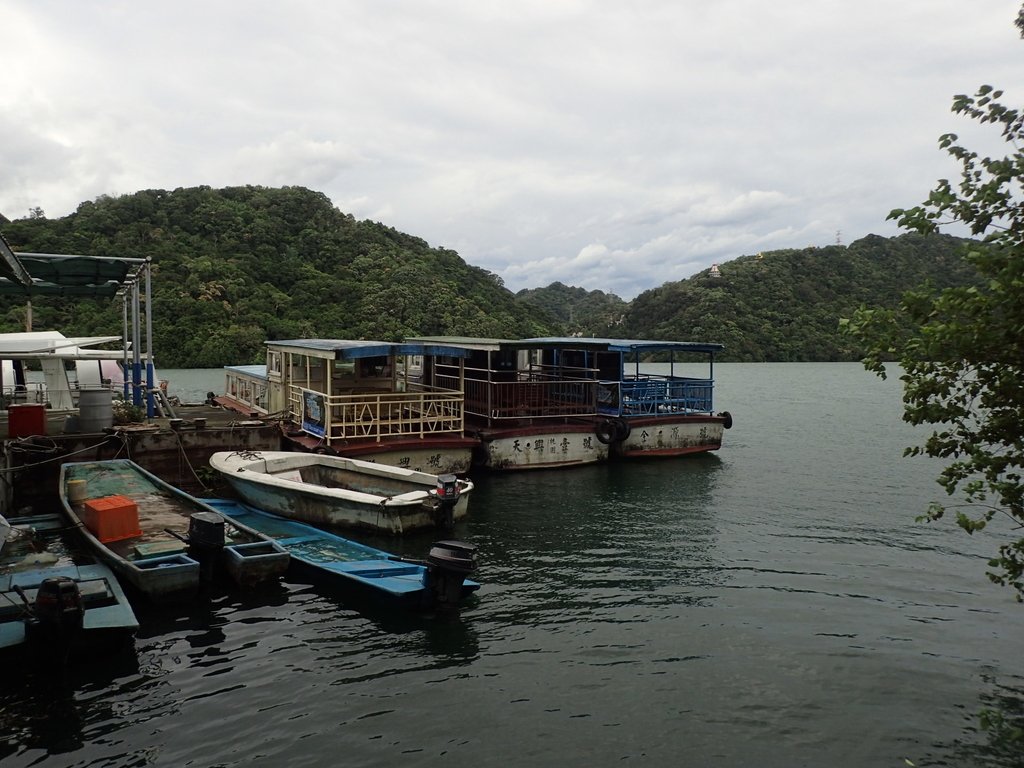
left=0, top=247, right=145, bottom=297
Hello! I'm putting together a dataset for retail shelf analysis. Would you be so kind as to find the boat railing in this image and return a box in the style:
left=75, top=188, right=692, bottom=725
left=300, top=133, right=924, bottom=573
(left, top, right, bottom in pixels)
left=436, top=372, right=598, bottom=423
left=287, top=385, right=464, bottom=444
left=523, top=362, right=601, bottom=381
left=598, top=376, right=714, bottom=416
left=1, top=381, right=123, bottom=412
left=1, top=382, right=49, bottom=409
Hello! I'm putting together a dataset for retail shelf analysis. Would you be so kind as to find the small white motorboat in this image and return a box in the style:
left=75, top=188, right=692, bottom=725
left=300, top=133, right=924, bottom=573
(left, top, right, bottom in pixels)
left=208, top=450, right=473, bottom=535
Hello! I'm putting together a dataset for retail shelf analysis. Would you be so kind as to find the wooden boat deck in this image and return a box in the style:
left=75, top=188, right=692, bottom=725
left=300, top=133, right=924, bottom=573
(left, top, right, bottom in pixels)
left=64, top=462, right=258, bottom=561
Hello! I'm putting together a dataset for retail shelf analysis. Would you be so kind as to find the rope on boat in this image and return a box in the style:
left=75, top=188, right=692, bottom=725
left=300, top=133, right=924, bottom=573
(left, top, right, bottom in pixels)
left=229, top=450, right=264, bottom=461
left=0, top=436, right=117, bottom=473
left=171, top=427, right=213, bottom=494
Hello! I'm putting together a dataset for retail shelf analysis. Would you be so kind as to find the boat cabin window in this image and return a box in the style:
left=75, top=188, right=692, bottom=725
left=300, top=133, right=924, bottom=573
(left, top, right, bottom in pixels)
left=594, top=352, right=622, bottom=381
left=405, top=355, right=423, bottom=378
left=268, top=350, right=282, bottom=376
left=357, top=357, right=390, bottom=378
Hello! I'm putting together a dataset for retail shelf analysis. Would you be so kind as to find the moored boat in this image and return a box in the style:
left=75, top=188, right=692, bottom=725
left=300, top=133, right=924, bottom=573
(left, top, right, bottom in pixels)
left=405, top=336, right=612, bottom=470
left=0, top=512, right=139, bottom=658
left=530, top=337, right=733, bottom=459
left=201, top=498, right=480, bottom=610
left=407, top=335, right=732, bottom=468
left=59, top=459, right=290, bottom=601
left=208, top=450, right=473, bottom=534
left=213, top=339, right=479, bottom=475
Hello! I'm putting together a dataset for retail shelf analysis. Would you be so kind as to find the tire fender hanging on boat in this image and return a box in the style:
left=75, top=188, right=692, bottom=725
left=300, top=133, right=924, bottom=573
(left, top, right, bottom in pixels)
left=613, top=417, right=631, bottom=441
left=719, top=411, right=733, bottom=429
left=595, top=419, right=617, bottom=444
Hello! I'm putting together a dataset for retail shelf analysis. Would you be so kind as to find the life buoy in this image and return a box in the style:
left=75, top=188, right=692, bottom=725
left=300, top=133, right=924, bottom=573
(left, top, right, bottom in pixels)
left=719, top=411, right=733, bottom=430
left=595, top=419, right=617, bottom=444
left=613, top=417, right=631, bottom=441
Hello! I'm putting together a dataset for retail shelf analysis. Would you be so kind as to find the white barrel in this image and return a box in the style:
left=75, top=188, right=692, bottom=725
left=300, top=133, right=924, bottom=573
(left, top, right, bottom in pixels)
left=67, top=479, right=88, bottom=503
left=79, top=388, right=114, bottom=432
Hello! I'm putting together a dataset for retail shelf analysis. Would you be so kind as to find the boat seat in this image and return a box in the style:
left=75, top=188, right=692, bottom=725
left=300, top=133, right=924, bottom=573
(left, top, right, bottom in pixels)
left=133, top=540, right=187, bottom=559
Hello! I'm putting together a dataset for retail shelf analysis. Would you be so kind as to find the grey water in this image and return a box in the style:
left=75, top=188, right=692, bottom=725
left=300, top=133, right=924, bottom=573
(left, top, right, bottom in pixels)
left=3, top=363, right=1023, bottom=767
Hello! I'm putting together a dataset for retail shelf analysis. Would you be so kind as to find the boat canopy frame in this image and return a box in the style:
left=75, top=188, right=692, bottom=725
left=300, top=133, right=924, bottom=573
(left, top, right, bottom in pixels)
left=0, top=233, right=162, bottom=416
left=407, top=336, right=724, bottom=423
left=523, top=337, right=723, bottom=418
left=261, top=339, right=471, bottom=446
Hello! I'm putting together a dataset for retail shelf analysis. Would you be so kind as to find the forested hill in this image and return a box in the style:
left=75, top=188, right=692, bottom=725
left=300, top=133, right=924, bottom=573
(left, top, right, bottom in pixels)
left=619, top=232, right=980, bottom=362
left=514, top=283, right=629, bottom=337
left=0, top=186, right=555, bottom=367
left=0, top=186, right=980, bottom=366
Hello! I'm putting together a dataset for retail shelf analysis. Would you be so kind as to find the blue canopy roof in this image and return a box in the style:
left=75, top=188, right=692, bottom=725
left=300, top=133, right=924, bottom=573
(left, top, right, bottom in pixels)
left=521, top=337, right=724, bottom=354
left=266, top=339, right=470, bottom=359
left=407, top=335, right=723, bottom=354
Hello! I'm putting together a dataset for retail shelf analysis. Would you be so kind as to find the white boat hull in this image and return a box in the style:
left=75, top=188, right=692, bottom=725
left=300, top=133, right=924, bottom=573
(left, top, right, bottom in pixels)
left=475, top=423, right=610, bottom=470
left=210, top=451, right=473, bottom=535
left=613, top=415, right=725, bottom=457
left=330, top=443, right=474, bottom=475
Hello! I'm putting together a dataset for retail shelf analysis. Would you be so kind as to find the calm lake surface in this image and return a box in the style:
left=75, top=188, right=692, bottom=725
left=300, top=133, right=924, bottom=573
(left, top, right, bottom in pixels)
left=3, top=363, right=1023, bottom=767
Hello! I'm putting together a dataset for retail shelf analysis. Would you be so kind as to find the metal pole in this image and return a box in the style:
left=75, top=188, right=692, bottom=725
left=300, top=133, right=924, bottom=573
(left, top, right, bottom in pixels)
left=121, top=291, right=130, bottom=400
left=144, top=261, right=155, bottom=418
left=132, top=280, right=142, bottom=407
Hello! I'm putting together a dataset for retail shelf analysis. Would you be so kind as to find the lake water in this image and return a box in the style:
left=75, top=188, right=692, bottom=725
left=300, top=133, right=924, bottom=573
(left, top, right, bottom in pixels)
left=3, top=363, right=1023, bottom=767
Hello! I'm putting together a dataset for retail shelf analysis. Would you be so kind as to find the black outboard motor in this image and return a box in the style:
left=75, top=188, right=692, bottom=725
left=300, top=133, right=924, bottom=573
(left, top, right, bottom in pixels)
left=25, top=576, right=85, bottom=646
left=188, top=511, right=226, bottom=583
left=424, top=540, right=477, bottom=608
left=428, top=474, right=461, bottom=530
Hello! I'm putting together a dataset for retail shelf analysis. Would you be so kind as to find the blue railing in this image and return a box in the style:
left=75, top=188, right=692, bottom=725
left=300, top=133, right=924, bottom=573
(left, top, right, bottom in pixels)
left=598, top=376, right=713, bottom=417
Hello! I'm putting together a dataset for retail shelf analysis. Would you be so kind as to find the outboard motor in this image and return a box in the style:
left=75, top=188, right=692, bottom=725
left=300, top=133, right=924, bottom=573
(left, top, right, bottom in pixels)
left=188, top=511, right=226, bottom=583
left=424, top=540, right=478, bottom=608
left=25, top=576, right=85, bottom=646
left=428, top=474, right=461, bottom=530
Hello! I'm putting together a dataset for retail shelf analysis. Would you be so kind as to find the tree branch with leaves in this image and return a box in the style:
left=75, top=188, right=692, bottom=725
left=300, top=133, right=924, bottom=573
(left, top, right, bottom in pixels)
left=845, top=85, right=1024, bottom=599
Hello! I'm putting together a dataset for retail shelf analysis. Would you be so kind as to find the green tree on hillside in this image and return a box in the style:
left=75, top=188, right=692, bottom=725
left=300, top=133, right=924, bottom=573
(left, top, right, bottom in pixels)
left=846, top=84, right=1024, bottom=600
left=0, top=186, right=552, bottom=365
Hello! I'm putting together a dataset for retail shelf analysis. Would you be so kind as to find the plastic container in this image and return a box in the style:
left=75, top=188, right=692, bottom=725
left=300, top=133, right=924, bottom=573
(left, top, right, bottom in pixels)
left=8, top=403, right=47, bottom=438
left=67, top=479, right=88, bottom=504
left=82, top=494, right=141, bottom=543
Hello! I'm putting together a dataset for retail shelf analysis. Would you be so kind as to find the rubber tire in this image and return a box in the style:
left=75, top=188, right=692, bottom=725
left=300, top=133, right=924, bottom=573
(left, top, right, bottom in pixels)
left=595, top=420, right=616, bottom=445
left=613, top=418, right=631, bottom=440
left=720, top=411, right=733, bottom=430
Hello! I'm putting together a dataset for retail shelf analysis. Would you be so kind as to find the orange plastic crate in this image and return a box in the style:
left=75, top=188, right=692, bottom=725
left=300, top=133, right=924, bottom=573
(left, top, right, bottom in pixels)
left=82, top=494, right=142, bottom=543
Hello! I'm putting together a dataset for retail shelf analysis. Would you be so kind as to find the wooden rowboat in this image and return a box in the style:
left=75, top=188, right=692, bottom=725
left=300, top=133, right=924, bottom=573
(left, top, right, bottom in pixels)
left=202, top=498, right=479, bottom=610
left=59, top=459, right=289, bottom=602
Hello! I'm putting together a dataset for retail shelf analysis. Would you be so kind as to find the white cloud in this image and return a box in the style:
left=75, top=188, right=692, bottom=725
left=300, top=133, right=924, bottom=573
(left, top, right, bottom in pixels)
left=1, top=0, right=1020, bottom=298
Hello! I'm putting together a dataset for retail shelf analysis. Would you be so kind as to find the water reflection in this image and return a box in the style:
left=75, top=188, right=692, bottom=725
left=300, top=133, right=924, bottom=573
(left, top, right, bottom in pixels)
left=906, top=674, right=1024, bottom=768
left=471, top=456, right=724, bottom=579
left=0, top=645, right=139, bottom=764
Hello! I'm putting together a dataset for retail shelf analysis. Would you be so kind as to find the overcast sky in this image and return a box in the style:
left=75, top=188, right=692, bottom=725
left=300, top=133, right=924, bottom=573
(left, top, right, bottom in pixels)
left=2, top=2, right=1020, bottom=299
